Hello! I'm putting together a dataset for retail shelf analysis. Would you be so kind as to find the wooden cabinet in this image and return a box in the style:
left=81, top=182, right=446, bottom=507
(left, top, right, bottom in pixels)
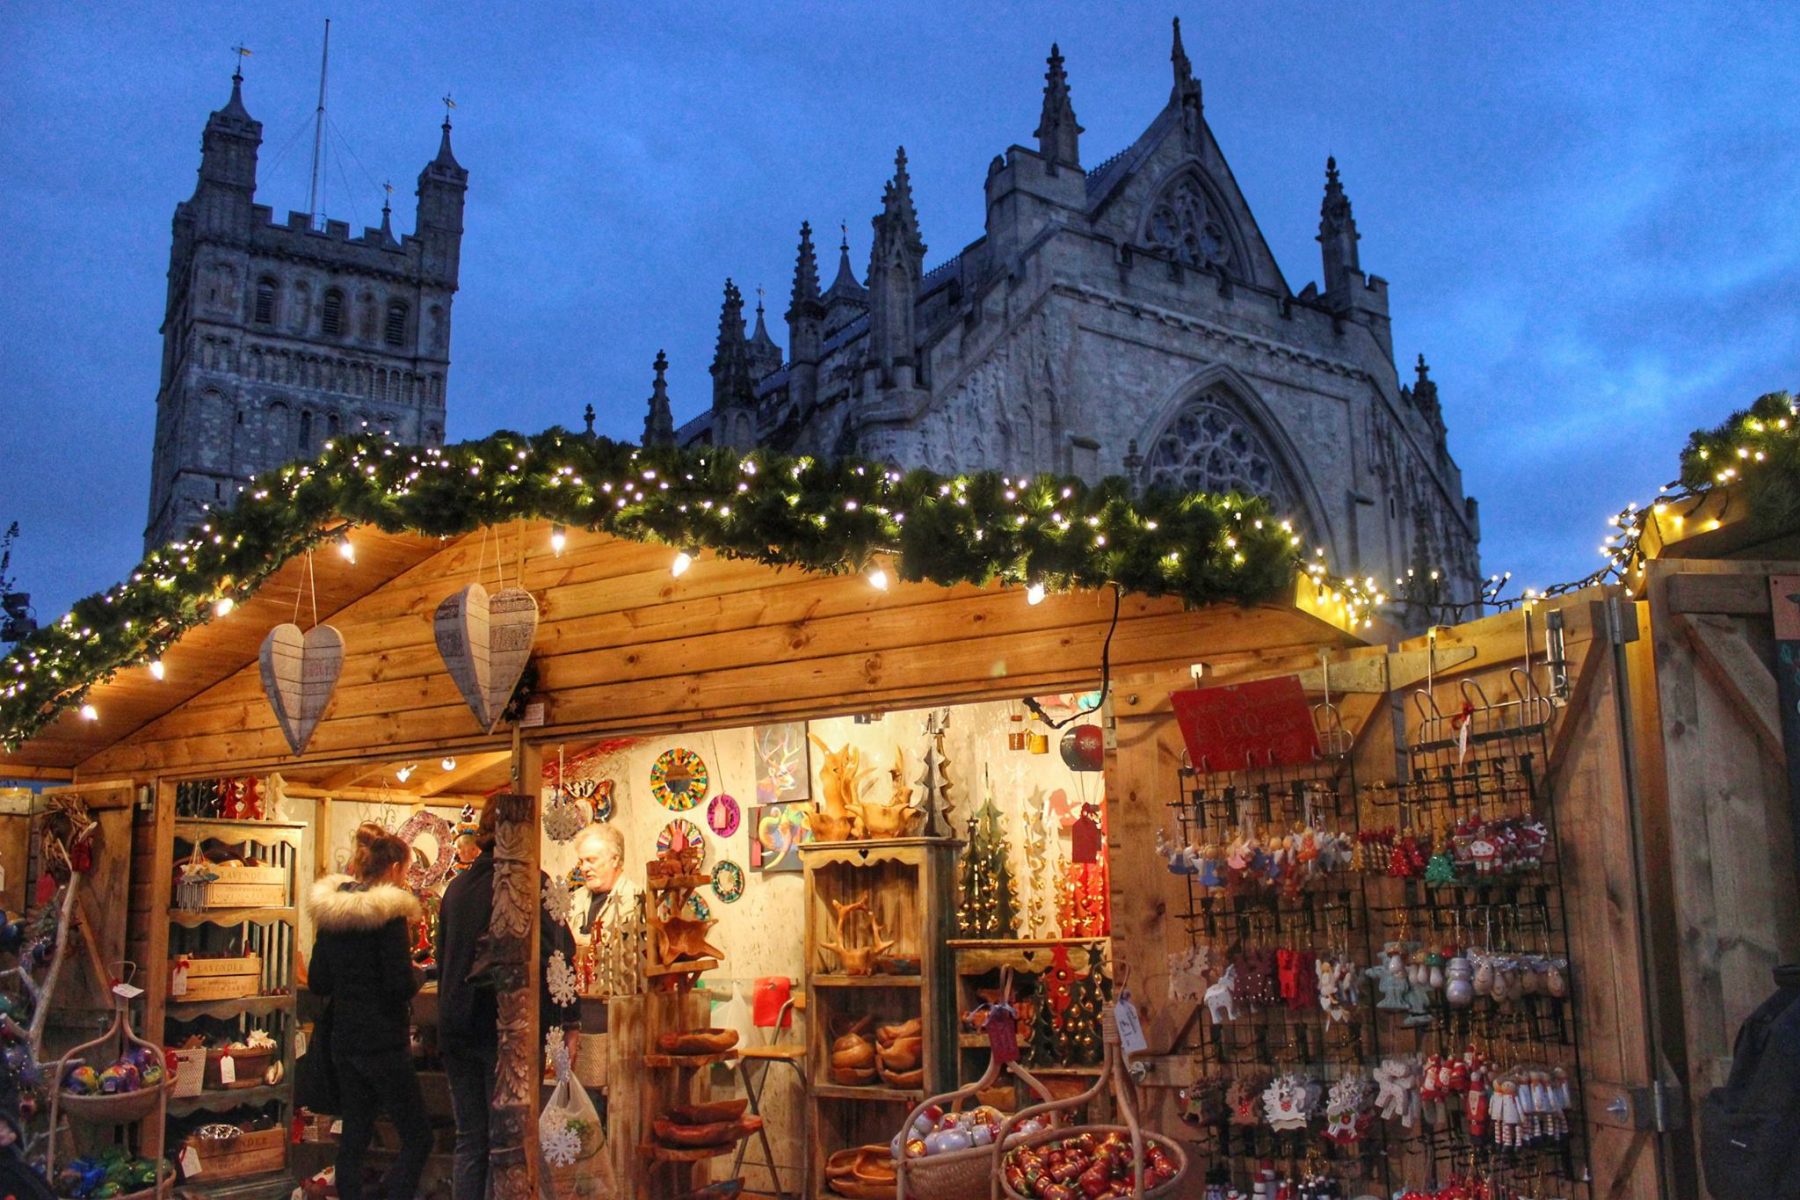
left=800, top=837, right=956, bottom=1192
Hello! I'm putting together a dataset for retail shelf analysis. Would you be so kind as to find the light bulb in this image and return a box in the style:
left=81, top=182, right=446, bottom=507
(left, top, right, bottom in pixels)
left=867, top=568, right=889, bottom=591
left=336, top=533, right=355, bottom=563
left=214, top=597, right=235, bottom=617
left=149, top=660, right=165, bottom=681
left=80, top=704, right=98, bottom=721
left=1026, top=583, right=1046, bottom=606
left=396, top=764, right=415, bottom=783
left=671, top=551, right=693, bottom=577
left=550, top=524, right=567, bottom=556
left=441, top=756, right=457, bottom=771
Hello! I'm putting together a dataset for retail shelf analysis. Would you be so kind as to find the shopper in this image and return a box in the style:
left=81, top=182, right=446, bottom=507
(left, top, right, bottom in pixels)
left=436, top=800, right=582, bottom=1200
left=308, top=832, right=431, bottom=1200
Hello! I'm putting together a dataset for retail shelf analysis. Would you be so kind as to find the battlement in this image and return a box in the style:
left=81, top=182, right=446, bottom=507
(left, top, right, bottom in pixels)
left=248, top=205, right=409, bottom=254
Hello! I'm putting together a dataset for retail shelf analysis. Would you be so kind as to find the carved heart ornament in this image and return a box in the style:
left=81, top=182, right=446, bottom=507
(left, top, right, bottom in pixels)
left=434, top=582, right=539, bottom=732
left=258, top=623, right=345, bottom=755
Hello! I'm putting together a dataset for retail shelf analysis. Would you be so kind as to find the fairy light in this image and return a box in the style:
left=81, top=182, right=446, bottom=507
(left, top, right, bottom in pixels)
left=867, top=568, right=890, bottom=591
left=336, top=532, right=356, bottom=563
left=550, top=524, right=567, bottom=556
left=213, top=597, right=234, bottom=617
left=79, top=704, right=97, bottom=721
left=148, top=660, right=165, bottom=681
left=1026, top=583, right=1046, bottom=606
left=671, top=551, right=693, bottom=577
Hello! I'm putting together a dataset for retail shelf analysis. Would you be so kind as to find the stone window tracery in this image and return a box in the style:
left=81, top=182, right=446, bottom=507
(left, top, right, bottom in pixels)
left=1145, top=173, right=1233, bottom=271
left=1141, top=397, right=1297, bottom=517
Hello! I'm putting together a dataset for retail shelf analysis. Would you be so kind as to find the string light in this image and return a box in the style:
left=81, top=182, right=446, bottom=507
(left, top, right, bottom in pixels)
left=549, top=524, right=567, bottom=556
left=441, top=755, right=457, bottom=771
left=148, top=660, right=165, bottom=681
left=213, top=597, right=234, bottom=617
left=671, top=551, right=693, bottom=577
left=336, top=532, right=355, bottom=563
left=79, top=704, right=97, bottom=721
left=867, top=568, right=889, bottom=591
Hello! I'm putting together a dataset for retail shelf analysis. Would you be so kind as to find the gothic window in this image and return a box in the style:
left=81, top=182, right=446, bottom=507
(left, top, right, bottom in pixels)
left=327, top=413, right=340, bottom=438
left=359, top=292, right=377, bottom=342
left=254, top=277, right=276, bottom=325
left=1141, top=396, right=1297, bottom=518
left=385, top=300, right=409, bottom=347
left=322, top=289, right=344, bottom=337
left=1145, top=173, right=1233, bottom=272
left=298, top=410, right=313, bottom=451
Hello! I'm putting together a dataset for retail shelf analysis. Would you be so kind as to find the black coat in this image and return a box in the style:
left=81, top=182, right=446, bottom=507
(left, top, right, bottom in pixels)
left=435, top=850, right=581, bottom=1052
left=306, top=876, right=423, bottom=1055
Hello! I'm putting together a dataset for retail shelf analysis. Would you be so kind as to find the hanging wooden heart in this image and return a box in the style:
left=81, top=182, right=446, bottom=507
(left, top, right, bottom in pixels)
left=434, top=583, right=539, bottom=732
left=258, top=623, right=344, bottom=754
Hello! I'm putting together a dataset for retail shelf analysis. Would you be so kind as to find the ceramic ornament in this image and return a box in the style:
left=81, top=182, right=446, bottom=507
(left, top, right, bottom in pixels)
left=433, top=582, right=539, bottom=732
left=258, top=622, right=345, bottom=754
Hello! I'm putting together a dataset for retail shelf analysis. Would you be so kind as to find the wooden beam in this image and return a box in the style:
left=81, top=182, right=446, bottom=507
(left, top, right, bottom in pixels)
left=1665, top=572, right=1773, bottom=616
left=319, top=762, right=384, bottom=791
left=1293, top=645, right=1478, bottom=694
left=1671, top=610, right=1785, bottom=766
left=416, top=750, right=511, bottom=798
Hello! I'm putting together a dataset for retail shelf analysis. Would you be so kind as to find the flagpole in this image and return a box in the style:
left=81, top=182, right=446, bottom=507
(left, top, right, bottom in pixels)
left=307, top=18, right=332, bottom=230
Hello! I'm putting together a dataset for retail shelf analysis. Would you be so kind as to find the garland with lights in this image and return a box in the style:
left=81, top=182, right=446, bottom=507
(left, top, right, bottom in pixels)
left=0, top=429, right=1307, bottom=749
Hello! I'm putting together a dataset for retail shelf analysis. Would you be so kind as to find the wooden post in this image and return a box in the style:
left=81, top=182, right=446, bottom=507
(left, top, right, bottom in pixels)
left=488, top=738, right=543, bottom=1200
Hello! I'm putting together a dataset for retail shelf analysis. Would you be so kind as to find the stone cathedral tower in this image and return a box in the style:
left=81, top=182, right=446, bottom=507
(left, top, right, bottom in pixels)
left=144, top=68, right=466, bottom=550
left=680, top=19, right=1482, bottom=606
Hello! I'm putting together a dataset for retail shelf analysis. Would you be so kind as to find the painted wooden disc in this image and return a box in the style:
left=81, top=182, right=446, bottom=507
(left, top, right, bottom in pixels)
left=651, top=748, right=709, bottom=811
left=656, top=818, right=707, bottom=865
left=710, top=860, right=745, bottom=904
left=707, top=793, right=740, bottom=838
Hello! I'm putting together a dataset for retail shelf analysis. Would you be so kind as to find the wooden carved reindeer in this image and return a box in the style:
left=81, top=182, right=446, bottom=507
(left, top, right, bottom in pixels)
left=819, top=894, right=895, bottom=976
left=858, top=746, right=923, bottom=838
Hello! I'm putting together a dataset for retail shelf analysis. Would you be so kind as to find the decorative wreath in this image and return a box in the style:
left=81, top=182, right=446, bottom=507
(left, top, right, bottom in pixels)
left=656, top=818, right=707, bottom=865
left=711, top=860, right=745, bottom=904
left=650, top=748, right=709, bottom=811
left=396, top=809, right=455, bottom=892
left=706, top=793, right=740, bottom=838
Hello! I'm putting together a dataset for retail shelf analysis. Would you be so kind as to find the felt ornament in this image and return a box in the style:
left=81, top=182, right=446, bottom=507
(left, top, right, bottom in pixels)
left=433, top=582, right=539, bottom=733
left=258, top=622, right=344, bottom=754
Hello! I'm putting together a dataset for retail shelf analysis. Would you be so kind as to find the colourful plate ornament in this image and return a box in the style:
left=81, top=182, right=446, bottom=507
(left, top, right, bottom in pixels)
left=707, top=793, right=740, bottom=838
left=651, top=748, right=709, bottom=811
left=656, top=818, right=707, bottom=865
left=711, top=860, right=745, bottom=903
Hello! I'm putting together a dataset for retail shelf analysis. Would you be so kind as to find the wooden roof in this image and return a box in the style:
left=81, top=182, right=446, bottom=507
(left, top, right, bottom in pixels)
left=7, top=520, right=1360, bottom=782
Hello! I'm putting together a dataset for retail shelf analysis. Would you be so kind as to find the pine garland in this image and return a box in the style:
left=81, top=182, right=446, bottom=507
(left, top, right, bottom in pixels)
left=0, top=429, right=1301, bottom=750
left=1680, top=390, right=1800, bottom=536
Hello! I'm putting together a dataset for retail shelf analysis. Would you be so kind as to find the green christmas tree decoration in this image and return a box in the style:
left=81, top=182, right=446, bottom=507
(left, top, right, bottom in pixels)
left=955, top=792, right=1019, bottom=938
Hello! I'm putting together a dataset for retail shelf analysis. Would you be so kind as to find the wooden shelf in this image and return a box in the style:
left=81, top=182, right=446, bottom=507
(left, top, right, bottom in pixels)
left=169, top=1083, right=290, bottom=1115
left=637, top=1140, right=742, bottom=1163
left=641, top=1051, right=738, bottom=1069
left=645, top=958, right=719, bottom=979
left=167, top=994, right=295, bottom=1021
left=812, top=974, right=921, bottom=988
left=809, top=1083, right=923, bottom=1103
left=170, top=906, right=297, bottom=928
left=175, top=818, right=307, bottom=835
left=945, top=937, right=1111, bottom=949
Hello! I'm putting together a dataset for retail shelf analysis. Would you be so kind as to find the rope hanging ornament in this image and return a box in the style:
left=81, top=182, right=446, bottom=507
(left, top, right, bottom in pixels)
left=257, top=550, right=345, bottom=755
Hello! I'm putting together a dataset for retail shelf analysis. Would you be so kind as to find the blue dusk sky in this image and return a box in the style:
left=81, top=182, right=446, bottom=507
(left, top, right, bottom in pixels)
left=0, top=2, right=1795, bottom=622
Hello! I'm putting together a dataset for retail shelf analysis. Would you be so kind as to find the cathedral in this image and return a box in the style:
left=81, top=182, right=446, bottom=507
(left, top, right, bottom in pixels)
left=670, top=20, right=1482, bottom=602
left=143, top=68, right=464, bottom=550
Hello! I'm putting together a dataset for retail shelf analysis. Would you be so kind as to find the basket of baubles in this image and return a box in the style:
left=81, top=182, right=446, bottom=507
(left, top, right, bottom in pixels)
left=992, top=999, right=1186, bottom=1200
left=892, top=969, right=1058, bottom=1200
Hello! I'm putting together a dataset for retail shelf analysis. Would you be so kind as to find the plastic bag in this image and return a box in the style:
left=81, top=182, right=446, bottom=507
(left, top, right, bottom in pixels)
left=538, top=1069, right=602, bottom=1167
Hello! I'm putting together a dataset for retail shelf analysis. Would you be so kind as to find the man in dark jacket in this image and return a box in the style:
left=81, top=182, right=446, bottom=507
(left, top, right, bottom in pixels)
left=436, top=803, right=582, bottom=1200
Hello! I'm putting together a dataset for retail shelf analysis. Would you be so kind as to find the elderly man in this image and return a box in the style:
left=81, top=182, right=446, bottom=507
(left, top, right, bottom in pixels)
left=570, top=825, right=645, bottom=1001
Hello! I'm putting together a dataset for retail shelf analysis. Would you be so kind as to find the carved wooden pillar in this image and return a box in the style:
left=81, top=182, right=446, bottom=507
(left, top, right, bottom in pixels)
left=488, top=741, right=542, bottom=1200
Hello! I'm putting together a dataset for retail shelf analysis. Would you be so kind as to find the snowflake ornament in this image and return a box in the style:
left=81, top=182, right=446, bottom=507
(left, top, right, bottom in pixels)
left=539, top=1123, right=582, bottom=1168
left=547, top=950, right=579, bottom=1008
left=543, top=885, right=569, bottom=927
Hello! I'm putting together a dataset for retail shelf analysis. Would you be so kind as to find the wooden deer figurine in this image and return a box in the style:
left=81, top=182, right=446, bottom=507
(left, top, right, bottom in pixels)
left=819, top=894, right=895, bottom=976
left=857, top=746, right=923, bottom=838
left=808, top=734, right=868, bottom=841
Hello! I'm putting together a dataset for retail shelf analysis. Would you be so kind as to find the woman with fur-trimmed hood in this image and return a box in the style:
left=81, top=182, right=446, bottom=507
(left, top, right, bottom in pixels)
left=308, top=831, right=431, bottom=1200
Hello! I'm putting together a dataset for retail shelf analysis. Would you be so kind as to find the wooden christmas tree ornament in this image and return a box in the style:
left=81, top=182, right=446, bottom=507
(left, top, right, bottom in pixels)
left=433, top=582, right=539, bottom=732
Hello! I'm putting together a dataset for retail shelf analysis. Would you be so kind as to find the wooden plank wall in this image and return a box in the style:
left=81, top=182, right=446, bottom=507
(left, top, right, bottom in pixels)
left=1635, top=559, right=1800, bottom=1197
left=76, top=527, right=1351, bottom=779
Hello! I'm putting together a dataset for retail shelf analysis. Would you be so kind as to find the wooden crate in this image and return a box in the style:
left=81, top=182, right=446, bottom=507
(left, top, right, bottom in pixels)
left=204, top=863, right=287, bottom=908
left=173, top=953, right=262, bottom=1002
left=189, top=1125, right=287, bottom=1182
left=205, top=1047, right=276, bottom=1089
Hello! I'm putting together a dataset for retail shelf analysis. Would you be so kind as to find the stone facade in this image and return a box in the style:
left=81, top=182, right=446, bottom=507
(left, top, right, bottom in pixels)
left=144, top=71, right=465, bottom=550
left=679, top=21, right=1481, bottom=603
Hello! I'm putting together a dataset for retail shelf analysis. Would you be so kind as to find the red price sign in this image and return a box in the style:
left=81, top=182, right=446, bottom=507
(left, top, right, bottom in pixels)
left=1170, top=675, right=1320, bottom=772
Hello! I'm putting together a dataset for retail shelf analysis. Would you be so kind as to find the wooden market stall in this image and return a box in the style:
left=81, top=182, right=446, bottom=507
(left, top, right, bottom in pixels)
left=2, top=411, right=1796, bottom=1200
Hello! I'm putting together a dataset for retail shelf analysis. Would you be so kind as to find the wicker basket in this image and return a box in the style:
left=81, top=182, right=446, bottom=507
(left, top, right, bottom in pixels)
left=895, top=972, right=1057, bottom=1200
left=206, top=1047, right=275, bottom=1089
left=57, top=1080, right=171, bottom=1124
left=998, top=1127, right=1188, bottom=1200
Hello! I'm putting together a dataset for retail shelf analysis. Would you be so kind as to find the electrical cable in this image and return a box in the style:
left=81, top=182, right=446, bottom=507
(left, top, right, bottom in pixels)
left=1021, top=583, right=1120, bottom=730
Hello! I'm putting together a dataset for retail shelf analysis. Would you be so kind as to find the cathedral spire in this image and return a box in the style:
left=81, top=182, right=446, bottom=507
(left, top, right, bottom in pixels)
left=713, top=278, right=746, bottom=361
left=866, top=147, right=927, bottom=393
left=643, top=350, right=675, bottom=446
left=790, top=220, right=822, bottom=313
left=1034, top=43, right=1083, bottom=171
left=747, top=286, right=783, bottom=379
left=1169, top=17, right=1203, bottom=113
left=1317, top=154, right=1362, bottom=297
left=872, top=146, right=926, bottom=275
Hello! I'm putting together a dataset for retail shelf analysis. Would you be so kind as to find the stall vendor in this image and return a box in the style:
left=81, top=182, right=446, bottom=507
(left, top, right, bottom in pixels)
left=572, top=824, right=642, bottom=940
